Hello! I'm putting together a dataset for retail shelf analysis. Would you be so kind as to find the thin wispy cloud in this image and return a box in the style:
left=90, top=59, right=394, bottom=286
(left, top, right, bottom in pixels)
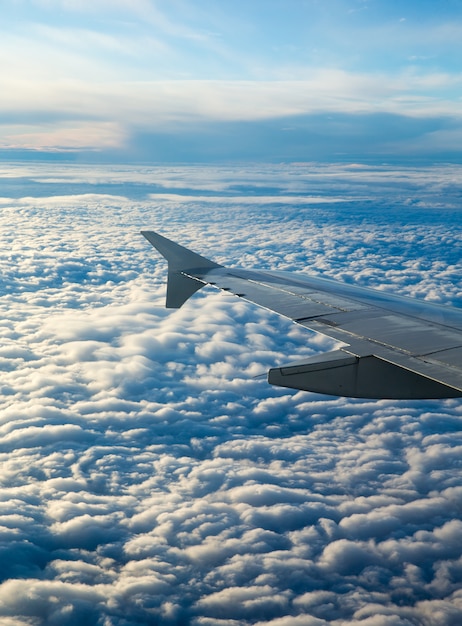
left=1, top=0, right=461, bottom=160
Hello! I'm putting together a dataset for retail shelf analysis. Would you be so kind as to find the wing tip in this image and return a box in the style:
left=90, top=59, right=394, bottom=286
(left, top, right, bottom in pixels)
left=141, top=230, right=220, bottom=271
left=141, top=230, right=220, bottom=308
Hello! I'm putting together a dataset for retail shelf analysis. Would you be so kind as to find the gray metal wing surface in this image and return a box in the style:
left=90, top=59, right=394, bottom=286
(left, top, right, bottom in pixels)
left=142, top=231, right=462, bottom=400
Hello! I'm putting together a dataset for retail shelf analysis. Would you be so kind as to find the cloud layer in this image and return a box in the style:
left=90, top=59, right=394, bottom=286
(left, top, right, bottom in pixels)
left=0, top=162, right=461, bottom=624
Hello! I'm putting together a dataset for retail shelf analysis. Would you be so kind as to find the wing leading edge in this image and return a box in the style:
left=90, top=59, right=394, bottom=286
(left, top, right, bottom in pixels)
left=141, top=231, right=462, bottom=400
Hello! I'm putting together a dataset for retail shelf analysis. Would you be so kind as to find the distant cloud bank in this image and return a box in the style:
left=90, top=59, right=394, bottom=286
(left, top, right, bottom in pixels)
left=1, top=1, right=462, bottom=161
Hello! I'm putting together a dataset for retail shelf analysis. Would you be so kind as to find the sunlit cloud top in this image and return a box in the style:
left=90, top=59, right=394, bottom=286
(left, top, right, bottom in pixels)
left=2, top=0, right=462, bottom=161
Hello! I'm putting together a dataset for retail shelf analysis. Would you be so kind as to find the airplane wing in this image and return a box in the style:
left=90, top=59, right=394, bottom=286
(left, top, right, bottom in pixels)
left=141, top=231, right=462, bottom=400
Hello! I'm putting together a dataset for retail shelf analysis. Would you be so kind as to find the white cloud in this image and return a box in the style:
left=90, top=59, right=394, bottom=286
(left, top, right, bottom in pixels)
left=2, top=74, right=462, bottom=125
left=0, top=122, right=127, bottom=151
left=0, top=162, right=460, bottom=624
left=0, top=74, right=460, bottom=155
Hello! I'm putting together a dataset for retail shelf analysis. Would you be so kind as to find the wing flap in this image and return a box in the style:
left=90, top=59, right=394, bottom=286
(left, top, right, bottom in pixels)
left=298, top=312, right=462, bottom=356
left=427, top=346, right=462, bottom=368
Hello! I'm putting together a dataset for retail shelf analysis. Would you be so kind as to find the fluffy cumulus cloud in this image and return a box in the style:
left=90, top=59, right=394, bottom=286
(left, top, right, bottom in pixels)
left=0, top=162, right=461, bottom=624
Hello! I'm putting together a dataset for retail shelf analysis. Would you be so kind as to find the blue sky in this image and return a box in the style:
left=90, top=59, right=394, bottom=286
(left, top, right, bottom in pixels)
left=2, top=0, right=462, bottom=162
